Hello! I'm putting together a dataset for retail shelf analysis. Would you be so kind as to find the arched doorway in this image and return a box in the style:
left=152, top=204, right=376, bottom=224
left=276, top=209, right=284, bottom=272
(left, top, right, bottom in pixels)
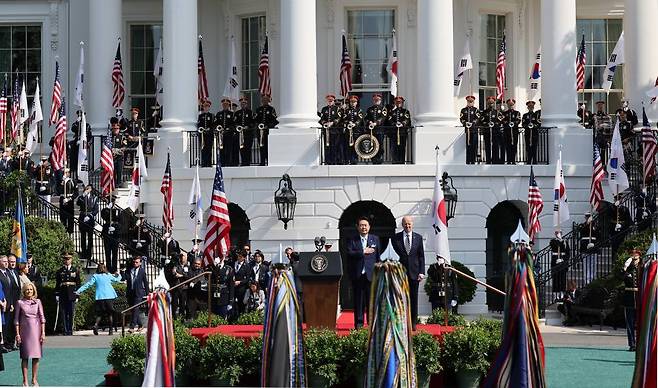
left=338, top=200, right=396, bottom=309
left=228, top=203, right=250, bottom=248
left=485, top=200, right=528, bottom=312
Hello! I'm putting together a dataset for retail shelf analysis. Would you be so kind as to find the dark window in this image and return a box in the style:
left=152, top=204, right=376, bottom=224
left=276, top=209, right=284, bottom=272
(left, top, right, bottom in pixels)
left=129, top=24, right=162, bottom=118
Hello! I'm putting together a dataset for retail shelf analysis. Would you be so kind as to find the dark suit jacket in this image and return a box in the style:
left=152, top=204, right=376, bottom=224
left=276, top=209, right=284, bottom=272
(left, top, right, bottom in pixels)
left=124, top=266, right=149, bottom=301
left=233, top=261, right=252, bottom=287
left=0, top=269, right=17, bottom=305
left=345, top=234, right=381, bottom=281
left=392, top=231, right=426, bottom=281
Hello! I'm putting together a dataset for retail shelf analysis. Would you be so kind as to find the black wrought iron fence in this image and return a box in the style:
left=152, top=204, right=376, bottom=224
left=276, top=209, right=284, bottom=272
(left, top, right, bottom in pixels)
left=470, top=126, right=550, bottom=165
left=186, top=128, right=268, bottom=167
left=319, top=125, right=414, bottom=165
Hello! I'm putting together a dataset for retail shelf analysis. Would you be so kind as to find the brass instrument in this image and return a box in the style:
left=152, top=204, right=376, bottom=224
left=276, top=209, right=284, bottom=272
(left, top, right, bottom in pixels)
left=323, top=121, right=333, bottom=147
left=347, top=121, right=356, bottom=146
left=216, top=125, right=224, bottom=150
left=396, top=122, right=403, bottom=146
left=236, top=125, right=245, bottom=149
left=258, top=123, right=266, bottom=147
left=465, top=121, right=473, bottom=145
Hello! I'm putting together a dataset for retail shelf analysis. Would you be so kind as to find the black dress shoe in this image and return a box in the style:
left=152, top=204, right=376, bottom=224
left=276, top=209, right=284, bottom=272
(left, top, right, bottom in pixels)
left=93, top=326, right=99, bottom=335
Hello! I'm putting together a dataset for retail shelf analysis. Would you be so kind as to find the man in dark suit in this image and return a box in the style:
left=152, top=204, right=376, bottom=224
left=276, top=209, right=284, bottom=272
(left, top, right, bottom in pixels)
left=123, top=256, right=150, bottom=331
left=391, top=216, right=425, bottom=330
left=233, top=249, right=252, bottom=315
left=0, top=255, right=19, bottom=351
left=345, top=217, right=381, bottom=328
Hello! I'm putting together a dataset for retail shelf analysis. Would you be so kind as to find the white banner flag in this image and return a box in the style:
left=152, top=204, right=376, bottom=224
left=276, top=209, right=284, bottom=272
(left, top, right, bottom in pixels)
left=19, top=81, right=28, bottom=125
left=223, top=36, right=240, bottom=103
left=553, top=150, right=571, bottom=227
left=387, top=30, right=399, bottom=97
left=602, top=32, right=624, bottom=92
left=454, top=39, right=473, bottom=97
left=188, top=164, right=203, bottom=235
left=431, top=150, right=451, bottom=263
left=607, top=118, right=630, bottom=195
left=154, top=39, right=163, bottom=107
left=128, top=137, right=148, bottom=211
left=25, top=82, right=42, bottom=153
left=77, top=110, right=89, bottom=185
left=74, top=42, right=85, bottom=107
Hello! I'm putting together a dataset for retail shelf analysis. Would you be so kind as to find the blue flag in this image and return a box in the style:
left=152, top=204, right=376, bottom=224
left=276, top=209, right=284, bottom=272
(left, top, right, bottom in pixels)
left=11, top=188, right=28, bottom=263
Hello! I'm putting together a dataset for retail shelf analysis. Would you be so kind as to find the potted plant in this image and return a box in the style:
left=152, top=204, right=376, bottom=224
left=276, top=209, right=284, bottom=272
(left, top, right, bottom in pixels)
left=338, top=328, right=369, bottom=386
left=440, top=326, right=492, bottom=388
left=173, top=323, right=202, bottom=385
left=201, top=334, right=245, bottom=386
left=425, top=308, right=467, bottom=326
left=107, top=334, right=146, bottom=387
left=412, top=332, right=442, bottom=388
left=304, top=329, right=342, bottom=386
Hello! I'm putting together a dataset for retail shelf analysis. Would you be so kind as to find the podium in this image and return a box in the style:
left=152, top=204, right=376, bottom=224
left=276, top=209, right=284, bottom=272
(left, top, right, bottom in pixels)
left=296, top=252, right=343, bottom=329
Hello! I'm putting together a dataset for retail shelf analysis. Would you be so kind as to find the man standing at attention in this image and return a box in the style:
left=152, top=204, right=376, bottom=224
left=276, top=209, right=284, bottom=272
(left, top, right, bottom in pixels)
left=391, top=216, right=425, bottom=330
left=346, top=217, right=380, bottom=329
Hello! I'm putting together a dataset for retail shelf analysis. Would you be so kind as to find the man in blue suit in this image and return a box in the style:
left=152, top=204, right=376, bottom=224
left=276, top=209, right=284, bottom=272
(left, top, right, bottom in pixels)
left=345, top=216, right=380, bottom=328
left=391, top=216, right=425, bottom=330
left=123, top=255, right=150, bottom=331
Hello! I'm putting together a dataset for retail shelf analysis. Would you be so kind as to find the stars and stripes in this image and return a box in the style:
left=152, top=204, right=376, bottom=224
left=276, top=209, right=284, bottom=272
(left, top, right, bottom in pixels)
left=495, top=36, right=506, bottom=101
left=49, top=61, right=62, bottom=126
left=10, top=73, right=20, bottom=141
left=576, top=35, right=586, bottom=91
left=258, top=36, right=271, bottom=97
left=589, top=145, right=605, bottom=212
left=0, top=76, right=7, bottom=145
left=527, top=166, right=543, bottom=242
left=198, top=38, right=209, bottom=104
left=51, top=98, right=67, bottom=171
left=100, top=127, right=115, bottom=196
left=161, top=152, right=174, bottom=231
left=642, top=107, right=657, bottom=185
left=203, top=157, right=231, bottom=265
left=112, top=40, right=125, bottom=109
left=339, top=33, right=352, bottom=97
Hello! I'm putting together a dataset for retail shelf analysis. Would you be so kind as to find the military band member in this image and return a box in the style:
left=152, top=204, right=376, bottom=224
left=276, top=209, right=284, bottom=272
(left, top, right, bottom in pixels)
left=130, top=216, right=152, bottom=258
left=594, top=100, right=608, bottom=120
left=481, top=96, right=502, bottom=164
left=617, top=100, right=639, bottom=127
left=577, top=102, right=594, bottom=129
left=502, top=98, right=521, bottom=164
left=109, top=117, right=126, bottom=187
left=35, top=156, right=53, bottom=204
left=197, top=100, right=215, bottom=167
left=189, top=238, right=205, bottom=264
left=158, top=233, right=181, bottom=265
left=617, top=110, right=635, bottom=145
left=55, top=253, right=81, bottom=335
left=101, top=199, right=121, bottom=273
left=319, top=94, right=344, bottom=165
left=342, top=95, right=364, bottom=164
left=215, top=98, right=237, bottom=166
left=387, top=96, right=411, bottom=164
left=460, top=95, right=480, bottom=164
left=255, top=94, right=278, bottom=166
left=59, top=168, right=77, bottom=234
left=125, top=107, right=145, bottom=146
left=365, top=94, right=388, bottom=163
left=235, top=96, right=256, bottom=166
left=522, top=101, right=541, bottom=164
left=77, top=185, right=99, bottom=262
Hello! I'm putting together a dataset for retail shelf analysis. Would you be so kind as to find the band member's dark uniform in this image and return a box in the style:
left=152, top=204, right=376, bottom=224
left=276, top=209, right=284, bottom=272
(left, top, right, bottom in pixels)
left=147, top=105, right=162, bottom=133
left=365, top=94, right=388, bottom=164
left=158, top=235, right=181, bottom=264
left=460, top=95, right=480, bottom=164
left=481, top=96, right=503, bottom=164
left=618, top=100, right=639, bottom=127
left=197, top=100, right=215, bottom=167
left=255, top=94, right=278, bottom=166
left=522, top=101, right=541, bottom=164
left=387, top=96, right=411, bottom=164
left=342, top=95, right=364, bottom=164
left=186, top=258, right=208, bottom=319
left=110, top=118, right=126, bottom=187
left=59, top=169, right=77, bottom=234
left=577, top=103, right=594, bottom=129
left=502, top=99, right=521, bottom=164
left=124, top=107, right=146, bottom=167
left=55, top=254, right=81, bottom=335
left=235, top=97, right=256, bottom=166
left=215, top=98, right=237, bottom=166
left=101, top=205, right=121, bottom=273
left=319, top=94, right=344, bottom=165
left=617, top=111, right=635, bottom=145
left=77, top=186, right=99, bottom=262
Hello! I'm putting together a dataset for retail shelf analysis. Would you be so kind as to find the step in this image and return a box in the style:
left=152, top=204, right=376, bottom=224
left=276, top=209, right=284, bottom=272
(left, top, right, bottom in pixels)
left=542, top=306, right=564, bottom=326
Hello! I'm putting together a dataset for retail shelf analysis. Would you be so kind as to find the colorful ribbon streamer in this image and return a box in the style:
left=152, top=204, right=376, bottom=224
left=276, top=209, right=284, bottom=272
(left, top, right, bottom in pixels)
left=631, top=258, right=657, bottom=388
left=142, top=291, right=176, bottom=387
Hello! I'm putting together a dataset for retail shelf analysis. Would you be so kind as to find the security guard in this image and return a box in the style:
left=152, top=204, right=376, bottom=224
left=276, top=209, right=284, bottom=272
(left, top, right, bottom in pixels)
left=59, top=168, right=77, bottom=234
left=522, top=100, right=541, bottom=164
left=235, top=96, right=256, bottom=166
left=502, top=98, right=521, bottom=164
left=342, top=95, right=364, bottom=164
left=197, top=100, right=215, bottom=167
left=255, top=94, right=278, bottom=166
left=577, top=102, right=594, bottom=128
left=365, top=94, right=388, bottom=163
left=480, top=96, right=502, bottom=164
left=387, top=96, right=411, bottom=164
left=460, top=95, right=480, bottom=164
left=215, top=98, right=237, bottom=166
left=426, top=262, right=459, bottom=313
left=101, top=200, right=121, bottom=273
left=55, top=253, right=81, bottom=335
left=319, top=94, right=344, bottom=165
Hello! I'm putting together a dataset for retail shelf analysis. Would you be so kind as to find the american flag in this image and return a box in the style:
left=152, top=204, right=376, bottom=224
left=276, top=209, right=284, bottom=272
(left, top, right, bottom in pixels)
left=576, top=35, right=586, bottom=91
left=198, top=38, right=209, bottom=103
left=0, top=76, right=7, bottom=145
left=495, top=36, right=506, bottom=101
left=527, top=166, right=544, bottom=241
left=100, top=127, right=115, bottom=196
left=10, top=73, right=20, bottom=141
left=112, top=41, right=125, bottom=109
left=642, top=107, right=657, bottom=185
left=49, top=61, right=62, bottom=126
left=589, top=145, right=605, bottom=211
left=161, top=152, right=174, bottom=230
left=51, top=98, right=67, bottom=171
left=258, top=36, right=271, bottom=97
left=339, top=33, right=352, bottom=97
left=203, top=156, right=231, bottom=265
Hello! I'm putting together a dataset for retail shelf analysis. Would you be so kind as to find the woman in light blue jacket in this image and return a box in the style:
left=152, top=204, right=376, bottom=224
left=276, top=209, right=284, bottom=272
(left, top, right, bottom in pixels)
left=75, top=264, right=122, bottom=335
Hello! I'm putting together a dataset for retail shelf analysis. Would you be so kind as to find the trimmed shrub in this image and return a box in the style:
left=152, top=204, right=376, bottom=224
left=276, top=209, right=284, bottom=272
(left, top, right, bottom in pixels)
left=425, top=308, right=467, bottom=326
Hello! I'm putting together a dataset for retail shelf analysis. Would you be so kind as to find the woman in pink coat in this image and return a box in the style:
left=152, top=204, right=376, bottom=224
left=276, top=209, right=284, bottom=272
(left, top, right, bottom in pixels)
left=14, top=282, right=46, bottom=387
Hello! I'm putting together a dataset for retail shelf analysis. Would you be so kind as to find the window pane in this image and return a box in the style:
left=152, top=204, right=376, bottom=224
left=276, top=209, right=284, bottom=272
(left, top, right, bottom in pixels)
left=576, top=20, right=590, bottom=40
left=131, top=26, right=145, bottom=48
left=612, top=64, right=623, bottom=88
left=26, top=26, right=40, bottom=48
left=496, top=15, right=506, bottom=37
left=607, top=19, right=622, bottom=41
left=487, top=39, right=497, bottom=61
left=12, top=27, right=26, bottom=49
left=150, top=26, right=162, bottom=48
left=591, top=20, right=605, bottom=41
left=592, top=43, right=606, bottom=65
left=12, top=49, right=26, bottom=72
left=608, top=93, right=622, bottom=112
left=478, top=62, right=488, bottom=86
left=487, top=15, right=497, bottom=37
left=487, top=63, right=496, bottom=87
left=26, top=50, right=40, bottom=72
left=591, top=67, right=603, bottom=89
left=131, top=71, right=145, bottom=94
left=0, top=50, right=10, bottom=73
left=0, top=27, right=10, bottom=49
left=26, top=73, right=38, bottom=95
left=131, top=48, right=145, bottom=71
left=347, top=9, right=394, bottom=91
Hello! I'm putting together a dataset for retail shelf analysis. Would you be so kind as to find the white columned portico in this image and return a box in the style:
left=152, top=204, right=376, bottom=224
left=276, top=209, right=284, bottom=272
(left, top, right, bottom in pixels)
left=268, top=0, right=319, bottom=166
left=415, top=0, right=459, bottom=164
left=625, top=0, right=658, bottom=121
left=88, top=0, right=121, bottom=135
left=156, top=0, right=198, bottom=168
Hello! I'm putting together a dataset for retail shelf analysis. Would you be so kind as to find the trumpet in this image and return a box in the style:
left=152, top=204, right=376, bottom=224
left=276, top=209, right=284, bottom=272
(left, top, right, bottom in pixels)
left=396, top=122, right=403, bottom=146
left=258, top=123, right=266, bottom=147
left=216, top=125, right=224, bottom=150
left=236, top=125, right=245, bottom=149
left=323, top=122, right=333, bottom=147
left=347, top=121, right=356, bottom=146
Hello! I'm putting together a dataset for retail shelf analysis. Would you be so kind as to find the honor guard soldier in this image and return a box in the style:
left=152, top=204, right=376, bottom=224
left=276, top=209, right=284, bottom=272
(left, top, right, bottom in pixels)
left=522, top=101, right=541, bottom=164
left=35, top=156, right=53, bottom=204
left=235, top=96, right=256, bottom=166
left=617, top=100, right=639, bottom=127
left=210, top=255, right=235, bottom=319
left=215, top=98, right=238, bottom=166
left=481, top=96, right=502, bottom=164
left=622, top=250, right=641, bottom=351
left=387, top=96, right=411, bottom=164
left=77, top=185, right=99, bottom=262
left=319, top=94, right=344, bottom=165
left=342, top=95, right=364, bottom=164
left=101, top=199, right=121, bottom=273
left=578, top=212, right=600, bottom=253
left=426, top=262, right=459, bottom=313
left=577, top=102, right=594, bottom=128
left=16, top=150, right=34, bottom=174
left=197, top=100, right=215, bottom=167
left=109, top=117, right=126, bottom=187
left=634, top=188, right=656, bottom=232
left=59, top=168, right=77, bottom=234
left=502, top=98, right=521, bottom=164
left=147, top=104, right=162, bottom=133
left=189, top=238, right=205, bottom=263
left=365, top=94, right=388, bottom=163
left=158, top=232, right=181, bottom=265
left=70, top=110, right=91, bottom=181
left=255, top=94, right=278, bottom=166
left=55, top=253, right=81, bottom=335
left=549, top=233, right=570, bottom=301
left=460, top=95, right=480, bottom=164
left=617, top=110, right=635, bottom=145
left=125, top=108, right=146, bottom=169
left=130, top=216, right=152, bottom=258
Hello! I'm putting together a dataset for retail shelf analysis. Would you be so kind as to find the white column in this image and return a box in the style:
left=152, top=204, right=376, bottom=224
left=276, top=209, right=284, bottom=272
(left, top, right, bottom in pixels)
left=156, top=0, right=198, bottom=168
left=625, top=0, right=658, bottom=121
left=88, top=0, right=121, bottom=133
left=268, top=0, right=320, bottom=166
